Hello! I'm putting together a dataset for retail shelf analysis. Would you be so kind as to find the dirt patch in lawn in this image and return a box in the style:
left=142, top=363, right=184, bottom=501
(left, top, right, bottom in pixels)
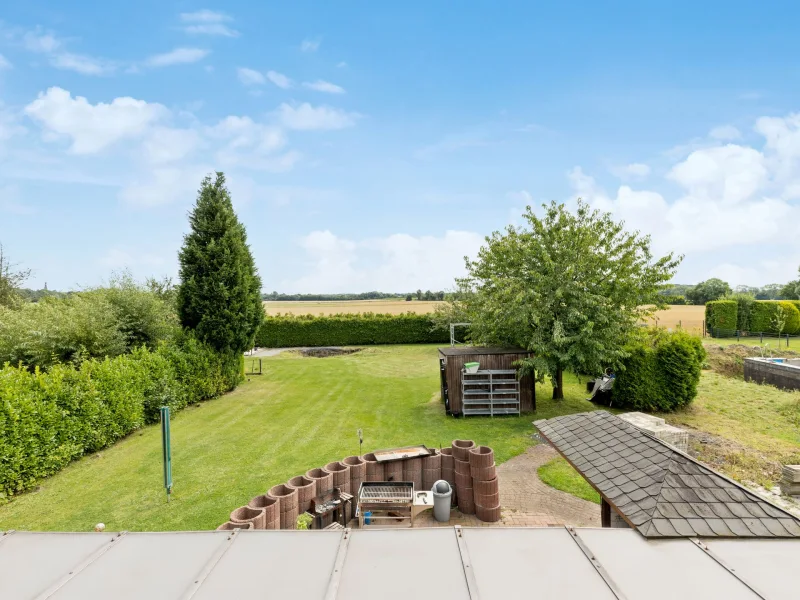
left=300, top=347, right=362, bottom=358
left=704, top=343, right=800, bottom=378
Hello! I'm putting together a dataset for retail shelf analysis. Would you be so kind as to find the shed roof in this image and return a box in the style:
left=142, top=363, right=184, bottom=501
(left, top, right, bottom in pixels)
left=438, top=346, right=530, bottom=356
left=534, top=410, right=800, bottom=539
left=3, top=527, right=800, bottom=599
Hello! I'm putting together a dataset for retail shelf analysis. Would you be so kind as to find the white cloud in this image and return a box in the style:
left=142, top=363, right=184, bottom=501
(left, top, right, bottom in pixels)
left=180, top=11, right=239, bottom=37
left=282, top=230, right=483, bottom=293
left=24, top=87, right=168, bottom=154
left=118, top=166, right=207, bottom=207
left=302, top=80, right=345, bottom=94
left=667, top=144, right=768, bottom=204
left=145, top=48, right=209, bottom=67
left=0, top=54, right=11, bottom=70
left=300, top=38, right=320, bottom=52
left=506, top=190, right=532, bottom=205
left=611, top=162, right=651, bottom=180
left=22, top=29, right=61, bottom=53
left=141, top=127, right=201, bottom=164
left=266, top=70, right=293, bottom=89
left=50, top=52, right=114, bottom=75
left=709, top=125, right=741, bottom=141
left=276, top=103, right=359, bottom=131
left=336, top=61, right=348, bottom=68
left=237, top=67, right=265, bottom=86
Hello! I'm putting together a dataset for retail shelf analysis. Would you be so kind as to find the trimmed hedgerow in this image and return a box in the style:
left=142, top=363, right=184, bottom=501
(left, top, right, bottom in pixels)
left=749, top=300, right=800, bottom=335
left=0, top=334, right=239, bottom=500
left=612, top=329, right=705, bottom=412
left=705, top=300, right=737, bottom=335
left=254, top=313, right=450, bottom=347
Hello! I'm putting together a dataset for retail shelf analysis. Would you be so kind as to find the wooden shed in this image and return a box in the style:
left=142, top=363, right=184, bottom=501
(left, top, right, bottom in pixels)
left=438, top=347, right=535, bottom=416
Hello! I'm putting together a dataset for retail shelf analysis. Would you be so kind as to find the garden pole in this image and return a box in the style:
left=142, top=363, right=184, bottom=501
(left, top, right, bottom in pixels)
left=160, top=406, right=172, bottom=502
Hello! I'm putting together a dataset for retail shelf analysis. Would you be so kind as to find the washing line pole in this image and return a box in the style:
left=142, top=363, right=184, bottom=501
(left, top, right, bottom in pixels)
left=160, top=406, right=173, bottom=502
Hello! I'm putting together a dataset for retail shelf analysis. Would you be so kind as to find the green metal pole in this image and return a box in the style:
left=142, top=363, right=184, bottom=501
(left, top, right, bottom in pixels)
left=160, top=406, right=172, bottom=502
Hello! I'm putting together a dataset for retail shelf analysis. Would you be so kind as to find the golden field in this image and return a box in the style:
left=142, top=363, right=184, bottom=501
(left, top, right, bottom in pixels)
left=263, top=300, right=705, bottom=329
left=644, top=305, right=705, bottom=332
left=262, top=299, right=443, bottom=316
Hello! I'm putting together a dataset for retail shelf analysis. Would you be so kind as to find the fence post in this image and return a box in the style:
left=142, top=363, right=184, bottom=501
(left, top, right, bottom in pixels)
left=703, top=319, right=706, bottom=337
left=760, top=332, right=763, bottom=343
left=788, top=334, right=790, bottom=348
left=737, top=330, right=740, bottom=342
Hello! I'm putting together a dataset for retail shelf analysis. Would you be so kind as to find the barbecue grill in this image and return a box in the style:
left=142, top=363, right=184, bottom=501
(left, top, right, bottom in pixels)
left=356, top=481, right=433, bottom=528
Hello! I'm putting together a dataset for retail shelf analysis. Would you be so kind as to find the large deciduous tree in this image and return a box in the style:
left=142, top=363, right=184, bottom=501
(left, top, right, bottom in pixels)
left=685, top=278, right=731, bottom=305
left=177, top=173, right=264, bottom=355
left=439, top=200, right=680, bottom=399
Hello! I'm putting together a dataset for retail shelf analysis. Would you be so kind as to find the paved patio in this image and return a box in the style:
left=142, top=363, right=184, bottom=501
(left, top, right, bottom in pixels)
left=411, top=443, right=601, bottom=528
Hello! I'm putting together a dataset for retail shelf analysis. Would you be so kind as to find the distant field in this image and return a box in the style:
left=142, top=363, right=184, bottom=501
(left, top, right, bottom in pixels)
left=263, top=299, right=443, bottom=315
left=644, top=305, right=705, bottom=332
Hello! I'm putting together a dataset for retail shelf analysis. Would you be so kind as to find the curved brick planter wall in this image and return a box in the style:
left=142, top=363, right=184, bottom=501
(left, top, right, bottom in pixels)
left=468, top=446, right=494, bottom=469
left=452, top=439, right=475, bottom=461
left=454, top=458, right=471, bottom=476
left=457, top=486, right=475, bottom=515
left=440, top=447, right=455, bottom=471
left=362, top=453, right=385, bottom=482
left=324, top=462, right=351, bottom=494
left=248, top=494, right=280, bottom=526
left=230, top=506, right=266, bottom=530
left=471, top=463, right=496, bottom=482
left=422, top=449, right=441, bottom=469
left=384, top=461, right=403, bottom=483
left=287, top=476, right=317, bottom=514
left=217, top=521, right=253, bottom=530
left=402, top=457, right=422, bottom=489
left=342, top=456, right=366, bottom=480
left=422, top=467, right=441, bottom=490
left=268, top=484, right=299, bottom=530
left=306, top=468, right=333, bottom=496
left=473, top=477, right=499, bottom=496
left=475, top=503, right=501, bottom=522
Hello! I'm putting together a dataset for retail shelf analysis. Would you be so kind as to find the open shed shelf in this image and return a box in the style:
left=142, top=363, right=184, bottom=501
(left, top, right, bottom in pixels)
left=461, top=369, right=520, bottom=416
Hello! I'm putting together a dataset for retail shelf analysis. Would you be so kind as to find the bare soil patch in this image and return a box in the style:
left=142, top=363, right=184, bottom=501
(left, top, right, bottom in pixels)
left=300, top=347, right=362, bottom=358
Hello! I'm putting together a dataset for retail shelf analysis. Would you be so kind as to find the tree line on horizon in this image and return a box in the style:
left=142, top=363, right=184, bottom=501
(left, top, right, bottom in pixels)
left=660, top=276, right=800, bottom=305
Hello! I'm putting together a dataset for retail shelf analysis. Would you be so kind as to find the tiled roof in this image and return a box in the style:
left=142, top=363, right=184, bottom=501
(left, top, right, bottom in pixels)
left=534, top=410, right=800, bottom=538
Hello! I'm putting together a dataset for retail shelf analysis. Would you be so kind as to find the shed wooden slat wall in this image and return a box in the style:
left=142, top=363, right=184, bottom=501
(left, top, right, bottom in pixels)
left=439, top=348, right=534, bottom=415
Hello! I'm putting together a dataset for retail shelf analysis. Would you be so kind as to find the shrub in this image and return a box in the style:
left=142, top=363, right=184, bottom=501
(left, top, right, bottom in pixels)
left=657, top=294, right=687, bottom=305
left=254, top=313, right=450, bottom=347
left=612, top=329, right=705, bottom=412
left=749, top=300, right=800, bottom=335
left=727, top=293, right=756, bottom=332
left=0, top=334, right=237, bottom=500
left=705, top=300, right=737, bottom=335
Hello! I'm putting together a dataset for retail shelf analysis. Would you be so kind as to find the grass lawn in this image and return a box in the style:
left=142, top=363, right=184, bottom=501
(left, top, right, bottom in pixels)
left=0, top=345, right=596, bottom=532
left=662, top=370, right=800, bottom=487
left=537, top=457, right=601, bottom=504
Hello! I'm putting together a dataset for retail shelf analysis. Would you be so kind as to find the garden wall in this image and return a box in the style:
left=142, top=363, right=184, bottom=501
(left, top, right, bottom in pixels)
left=255, top=313, right=450, bottom=347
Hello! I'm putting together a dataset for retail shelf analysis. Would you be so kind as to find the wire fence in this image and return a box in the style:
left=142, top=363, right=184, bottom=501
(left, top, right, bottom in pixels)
left=707, top=328, right=800, bottom=348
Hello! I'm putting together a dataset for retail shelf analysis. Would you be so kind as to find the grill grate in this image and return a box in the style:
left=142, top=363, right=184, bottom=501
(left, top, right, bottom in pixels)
left=358, top=484, right=413, bottom=503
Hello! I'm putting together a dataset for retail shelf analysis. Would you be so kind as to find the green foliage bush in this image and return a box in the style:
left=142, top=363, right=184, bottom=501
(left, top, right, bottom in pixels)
left=255, top=313, right=450, bottom=347
left=612, top=329, right=705, bottom=411
left=705, top=300, right=737, bottom=334
left=749, top=300, right=800, bottom=335
left=728, top=293, right=756, bottom=332
left=0, top=335, right=238, bottom=500
left=657, top=294, right=687, bottom=305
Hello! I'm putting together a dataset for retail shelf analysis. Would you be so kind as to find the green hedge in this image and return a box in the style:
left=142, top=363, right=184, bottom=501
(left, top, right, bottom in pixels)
left=705, top=300, right=737, bottom=334
left=255, top=313, right=450, bottom=347
left=0, top=334, right=239, bottom=500
left=749, top=300, right=800, bottom=335
left=612, top=329, right=705, bottom=412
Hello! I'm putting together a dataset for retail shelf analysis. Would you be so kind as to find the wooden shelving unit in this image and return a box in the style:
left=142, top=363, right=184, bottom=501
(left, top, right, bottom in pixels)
left=461, top=369, right=520, bottom=416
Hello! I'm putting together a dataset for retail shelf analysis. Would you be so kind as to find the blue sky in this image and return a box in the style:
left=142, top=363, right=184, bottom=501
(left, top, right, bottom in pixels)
left=1, top=1, right=800, bottom=292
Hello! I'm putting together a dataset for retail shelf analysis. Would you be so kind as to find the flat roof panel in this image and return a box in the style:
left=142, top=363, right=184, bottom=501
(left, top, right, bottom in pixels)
left=194, top=531, right=342, bottom=599
left=0, top=532, right=116, bottom=599
left=464, top=528, right=615, bottom=600
left=577, top=529, right=758, bottom=600
left=51, top=532, right=228, bottom=600
left=705, top=539, right=800, bottom=600
left=338, top=528, right=468, bottom=600
left=439, top=347, right=528, bottom=357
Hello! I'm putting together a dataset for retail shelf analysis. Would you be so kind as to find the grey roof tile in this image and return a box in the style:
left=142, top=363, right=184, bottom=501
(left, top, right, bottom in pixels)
left=534, top=410, right=800, bottom=539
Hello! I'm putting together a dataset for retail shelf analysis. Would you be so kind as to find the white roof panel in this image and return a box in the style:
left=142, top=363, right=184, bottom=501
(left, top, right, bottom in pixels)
left=577, top=528, right=759, bottom=600
left=463, top=528, right=616, bottom=600
left=705, top=538, right=800, bottom=600
left=0, top=531, right=116, bottom=599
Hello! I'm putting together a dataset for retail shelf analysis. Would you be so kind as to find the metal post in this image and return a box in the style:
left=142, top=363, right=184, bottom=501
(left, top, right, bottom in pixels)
left=760, top=332, right=763, bottom=343
left=787, top=334, right=790, bottom=348
left=160, top=406, right=172, bottom=502
left=737, top=330, right=740, bottom=342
